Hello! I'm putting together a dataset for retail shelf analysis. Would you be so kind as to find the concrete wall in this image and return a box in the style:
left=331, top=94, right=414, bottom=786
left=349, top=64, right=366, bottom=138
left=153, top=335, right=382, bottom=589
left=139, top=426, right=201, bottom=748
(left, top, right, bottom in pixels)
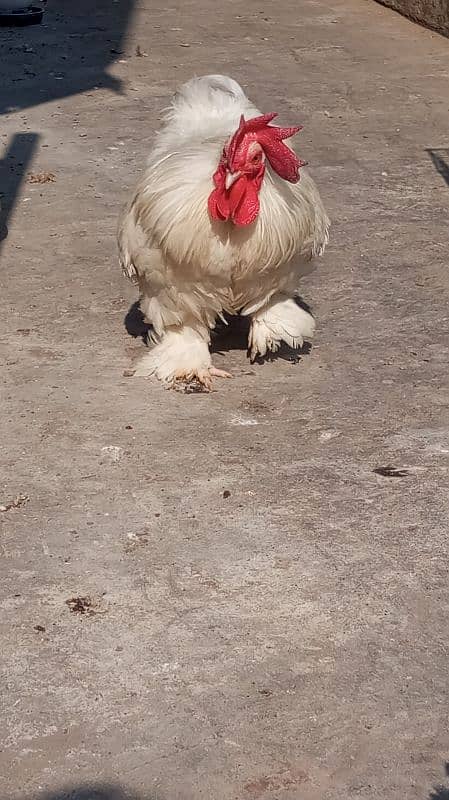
left=377, top=0, right=449, bottom=37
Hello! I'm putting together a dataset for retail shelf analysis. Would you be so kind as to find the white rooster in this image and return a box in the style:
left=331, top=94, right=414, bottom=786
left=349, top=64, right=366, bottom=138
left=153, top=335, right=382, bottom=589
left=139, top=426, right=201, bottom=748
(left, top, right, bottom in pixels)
left=118, top=75, right=329, bottom=389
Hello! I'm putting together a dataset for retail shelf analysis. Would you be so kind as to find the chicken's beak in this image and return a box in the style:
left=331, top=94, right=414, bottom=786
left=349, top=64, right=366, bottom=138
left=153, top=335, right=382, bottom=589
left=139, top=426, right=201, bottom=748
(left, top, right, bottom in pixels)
left=225, top=171, right=241, bottom=191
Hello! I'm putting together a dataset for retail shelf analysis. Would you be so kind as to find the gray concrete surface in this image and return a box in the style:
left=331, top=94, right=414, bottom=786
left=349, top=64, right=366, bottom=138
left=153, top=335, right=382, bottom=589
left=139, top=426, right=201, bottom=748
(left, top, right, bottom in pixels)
left=1, top=1, right=449, bottom=799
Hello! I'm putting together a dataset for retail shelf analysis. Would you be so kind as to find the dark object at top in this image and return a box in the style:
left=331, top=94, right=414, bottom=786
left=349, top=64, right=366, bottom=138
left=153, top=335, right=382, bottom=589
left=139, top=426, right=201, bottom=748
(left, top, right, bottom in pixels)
left=0, top=6, right=44, bottom=26
left=375, top=0, right=449, bottom=39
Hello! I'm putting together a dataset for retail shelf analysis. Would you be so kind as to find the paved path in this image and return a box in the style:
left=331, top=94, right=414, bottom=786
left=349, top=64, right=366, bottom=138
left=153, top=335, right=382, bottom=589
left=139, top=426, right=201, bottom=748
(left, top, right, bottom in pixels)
left=1, top=1, right=449, bottom=798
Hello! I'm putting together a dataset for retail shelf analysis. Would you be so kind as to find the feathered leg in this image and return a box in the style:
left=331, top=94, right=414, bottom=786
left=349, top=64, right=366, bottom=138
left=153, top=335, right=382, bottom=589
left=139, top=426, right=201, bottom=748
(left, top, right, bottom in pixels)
left=248, top=295, right=315, bottom=362
left=134, top=322, right=232, bottom=390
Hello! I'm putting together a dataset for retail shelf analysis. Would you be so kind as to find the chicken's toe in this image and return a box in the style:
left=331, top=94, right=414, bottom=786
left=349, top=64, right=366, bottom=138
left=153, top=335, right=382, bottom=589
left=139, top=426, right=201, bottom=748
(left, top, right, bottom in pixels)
left=209, top=367, right=233, bottom=379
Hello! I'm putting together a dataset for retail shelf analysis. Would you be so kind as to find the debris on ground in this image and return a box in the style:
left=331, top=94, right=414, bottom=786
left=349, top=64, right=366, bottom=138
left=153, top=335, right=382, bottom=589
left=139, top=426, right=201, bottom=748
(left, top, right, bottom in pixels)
left=0, top=494, right=30, bottom=513
left=173, top=379, right=208, bottom=394
left=124, top=531, right=148, bottom=553
left=65, top=596, right=95, bottom=615
left=373, top=466, right=409, bottom=478
left=28, top=172, right=56, bottom=184
left=100, top=445, right=123, bottom=463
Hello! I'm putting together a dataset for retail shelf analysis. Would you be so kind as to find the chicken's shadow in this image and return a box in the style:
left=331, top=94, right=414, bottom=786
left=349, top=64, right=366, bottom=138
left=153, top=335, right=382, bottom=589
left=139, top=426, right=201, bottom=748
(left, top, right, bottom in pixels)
left=124, top=300, right=152, bottom=342
left=211, top=305, right=313, bottom=364
left=124, top=297, right=314, bottom=363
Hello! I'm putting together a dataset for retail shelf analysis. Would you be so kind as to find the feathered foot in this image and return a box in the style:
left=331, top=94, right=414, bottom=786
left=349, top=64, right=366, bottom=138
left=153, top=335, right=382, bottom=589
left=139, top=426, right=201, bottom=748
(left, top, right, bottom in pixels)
left=248, top=296, right=315, bottom=362
left=133, top=326, right=232, bottom=390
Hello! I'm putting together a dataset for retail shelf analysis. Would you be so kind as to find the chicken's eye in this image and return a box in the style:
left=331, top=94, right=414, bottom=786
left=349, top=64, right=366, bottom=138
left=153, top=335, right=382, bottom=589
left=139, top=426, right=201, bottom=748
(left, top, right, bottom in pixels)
left=251, top=153, right=261, bottom=163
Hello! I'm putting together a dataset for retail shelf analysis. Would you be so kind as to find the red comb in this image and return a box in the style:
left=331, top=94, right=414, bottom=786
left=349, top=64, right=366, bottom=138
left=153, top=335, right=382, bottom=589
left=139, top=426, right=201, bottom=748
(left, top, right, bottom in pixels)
left=227, top=113, right=304, bottom=183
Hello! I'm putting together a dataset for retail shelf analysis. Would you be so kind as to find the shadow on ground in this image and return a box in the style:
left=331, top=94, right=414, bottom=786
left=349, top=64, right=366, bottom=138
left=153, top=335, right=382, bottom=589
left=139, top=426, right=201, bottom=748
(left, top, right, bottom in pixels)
left=426, top=148, right=449, bottom=187
left=0, top=0, right=136, bottom=250
left=10, top=767, right=449, bottom=800
left=429, top=763, right=449, bottom=800
left=0, top=132, right=39, bottom=245
left=0, top=0, right=137, bottom=116
left=124, top=297, right=314, bottom=364
left=20, top=785, right=162, bottom=800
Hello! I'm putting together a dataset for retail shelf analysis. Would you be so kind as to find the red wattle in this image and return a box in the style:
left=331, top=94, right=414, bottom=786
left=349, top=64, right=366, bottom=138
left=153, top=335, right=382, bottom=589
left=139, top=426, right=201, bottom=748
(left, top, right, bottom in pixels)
left=231, top=178, right=260, bottom=226
left=208, top=189, right=227, bottom=220
left=208, top=175, right=261, bottom=227
left=228, top=175, right=246, bottom=213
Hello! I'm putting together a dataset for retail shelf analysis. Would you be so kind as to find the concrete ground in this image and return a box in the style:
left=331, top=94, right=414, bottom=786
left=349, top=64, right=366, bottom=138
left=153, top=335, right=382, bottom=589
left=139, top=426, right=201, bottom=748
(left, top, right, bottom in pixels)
left=1, top=1, right=449, bottom=799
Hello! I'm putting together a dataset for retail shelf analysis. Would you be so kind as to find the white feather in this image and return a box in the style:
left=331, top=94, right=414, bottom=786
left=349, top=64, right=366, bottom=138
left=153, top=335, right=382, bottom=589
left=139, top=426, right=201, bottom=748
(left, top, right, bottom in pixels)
left=248, top=296, right=316, bottom=361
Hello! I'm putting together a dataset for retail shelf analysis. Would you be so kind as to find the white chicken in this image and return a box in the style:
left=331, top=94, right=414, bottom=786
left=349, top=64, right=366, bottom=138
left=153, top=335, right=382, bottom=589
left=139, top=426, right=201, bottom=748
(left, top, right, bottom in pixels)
left=118, top=74, right=329, bottom=389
